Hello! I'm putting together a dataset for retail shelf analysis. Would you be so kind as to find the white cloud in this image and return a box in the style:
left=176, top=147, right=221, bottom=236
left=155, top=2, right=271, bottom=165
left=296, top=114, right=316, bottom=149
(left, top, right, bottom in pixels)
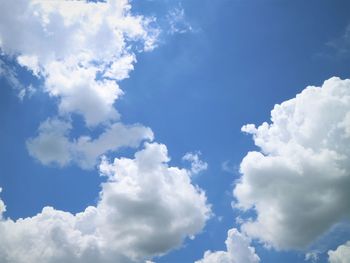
left=0, top=143, right=211, bottom=263
left=103, top=53, right=136, bottom=81
left=195, top=228, right=260, bottom=263
left=234, top=77, right=350, bottom=249
left=27, top=118, right=154, bottom=169
left=0, top=0, right=162, bottom=165
left=45, top=61, right=123, bottom=126
left=182, top=152, right=208, bottom=175
left=328, top=241, right=350, bottom=263
left=0, top=0, right=158, bottom=125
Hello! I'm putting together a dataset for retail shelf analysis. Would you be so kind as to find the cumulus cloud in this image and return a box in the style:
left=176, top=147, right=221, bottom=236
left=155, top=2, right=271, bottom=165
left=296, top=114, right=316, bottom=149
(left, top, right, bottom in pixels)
left=328, top=241, right=350, bottom=263
left=234, top=77, right=350, bottom=249
left=195, top=228, right=260, bottom=263
left=182, top=152, right=208, bottom=175
left=44, top=61, right=123, bottom=126
left=0, top=0, right=163, bottom=166
left=0, top=0, right=158, bottom=125
left=0, top=143, right=211, bottom=263
left=27, top=118, right=153, bottom=169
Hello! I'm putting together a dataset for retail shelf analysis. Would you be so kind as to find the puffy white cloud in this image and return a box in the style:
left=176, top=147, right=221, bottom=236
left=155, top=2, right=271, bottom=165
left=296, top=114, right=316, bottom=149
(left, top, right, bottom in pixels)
left=0, top=143, right=211, bottom=263
left=44, top=61, right=123, bottom=126
left=195, top=228, right=260, bottom=263
left=182, top=152, right=208, bottom=175
left=103, top=53, right=136, bottom=81
left=27, top=118, right=154, bottom=169
left=328, top=241, right=350, bottom=263
left=0, top=0, right=158, bottom=125
left=0, top=0, right=162, bottom=165
left=234, top=77, right=350, bottom=249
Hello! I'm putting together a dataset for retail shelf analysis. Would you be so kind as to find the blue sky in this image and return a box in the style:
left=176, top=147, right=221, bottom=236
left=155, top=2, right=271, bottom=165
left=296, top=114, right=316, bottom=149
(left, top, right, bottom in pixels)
left=0, top=0, right=350, bottom=263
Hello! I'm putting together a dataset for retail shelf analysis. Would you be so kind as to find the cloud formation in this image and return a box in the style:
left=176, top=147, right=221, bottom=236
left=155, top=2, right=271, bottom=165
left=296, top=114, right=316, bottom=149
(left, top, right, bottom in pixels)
left=328, top=241, right=350, bottom=263
left=0, top=143, right=211, bottom=263
left=0, top=0, right=161, bottom=168
left=195, top=228, right=260, bottom=263
left=0, top=1, right=212, bottom=262
left=0, top=0, right=158, bottom=125
left=27, top=118, right=153, bottom=169
left=234, top=77, right=350, bottom=249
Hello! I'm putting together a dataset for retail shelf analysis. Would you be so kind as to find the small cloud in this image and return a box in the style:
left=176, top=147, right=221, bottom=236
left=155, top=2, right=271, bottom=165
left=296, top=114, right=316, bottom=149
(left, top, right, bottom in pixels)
left=305, top=251, right=320, bottom=262
left=0, top=59, right=26, bottom=99
left=221, top=160, right=238, bottom=174
left=166, top=4, right=193, bottom=35
left=320, top=23, right=350, bottom=59
left=182, top=151, right=208, bottom=175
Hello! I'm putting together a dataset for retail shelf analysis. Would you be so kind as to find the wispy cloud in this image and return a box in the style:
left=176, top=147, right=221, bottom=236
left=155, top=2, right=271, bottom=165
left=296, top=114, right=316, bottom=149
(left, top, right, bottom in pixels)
left=166, top=4, right=193, bottom=35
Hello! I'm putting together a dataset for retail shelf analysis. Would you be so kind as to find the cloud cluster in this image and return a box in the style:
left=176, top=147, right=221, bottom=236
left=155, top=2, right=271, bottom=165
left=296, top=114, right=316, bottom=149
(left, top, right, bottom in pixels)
left=0, top=0, right=161, bottom=167
left=234, top=77, right=350, bottom=249
left=328, top=241, right=350, bottom=263
left=195, top=228, right=260, bottom=263
left=27, top=118, right=153, bottom=169
left=0, top=1, right=216, bottom=262
left=0, top=143, right=211, bottom=263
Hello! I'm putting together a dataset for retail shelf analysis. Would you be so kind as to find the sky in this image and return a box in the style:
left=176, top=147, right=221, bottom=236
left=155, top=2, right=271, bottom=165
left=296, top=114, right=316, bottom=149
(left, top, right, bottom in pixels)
left=0, top=0, right=350, bottom=263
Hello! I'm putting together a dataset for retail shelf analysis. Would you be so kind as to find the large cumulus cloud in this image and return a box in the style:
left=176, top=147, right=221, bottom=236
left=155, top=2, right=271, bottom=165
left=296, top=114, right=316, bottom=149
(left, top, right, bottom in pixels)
left=0, top=0, right=158, bottom=125
left=234, top=77, right=350, bottom=249
left=0, top=143, right=211, bottom=263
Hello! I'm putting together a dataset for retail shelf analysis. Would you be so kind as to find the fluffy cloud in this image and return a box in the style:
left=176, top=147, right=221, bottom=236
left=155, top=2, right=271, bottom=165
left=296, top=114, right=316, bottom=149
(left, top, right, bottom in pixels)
left=182, top=152, right=208, bottom=175
left=195, top=228, right=260, bottom=263
left=44, top=61, right=123, bottom=126
left=0, top=0, right=162, bottom=166
left=27, top=118, right=153, bottom=169
left=0, top=143, right=211, bottom=263
left=328, top=241, right=350, bottom=263
left=234, top=77, right=350, bottom=249
left=0, top=0, right=158, bottom=125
